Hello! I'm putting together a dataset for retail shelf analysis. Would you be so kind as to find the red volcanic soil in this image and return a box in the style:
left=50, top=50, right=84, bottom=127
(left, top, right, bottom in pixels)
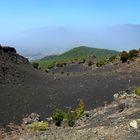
left=0, top=48, right=140, bottom=129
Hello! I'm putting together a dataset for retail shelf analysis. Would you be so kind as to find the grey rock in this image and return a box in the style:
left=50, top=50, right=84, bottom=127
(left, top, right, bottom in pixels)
left=23, top=113, right=40, bottom=125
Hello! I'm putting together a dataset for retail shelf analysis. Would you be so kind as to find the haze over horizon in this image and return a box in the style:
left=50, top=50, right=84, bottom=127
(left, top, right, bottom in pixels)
left=0, top=0, right=140, bottom=57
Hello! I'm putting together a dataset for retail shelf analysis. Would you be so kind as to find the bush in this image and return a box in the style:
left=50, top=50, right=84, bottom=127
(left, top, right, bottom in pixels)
left=47, top=62, right=55, bottom=69
left=27, top=121, right=48, bottom=131
left=135, top=87, right=140, bottom=96
left=52, top=109, right=65, bottom=126
left=108, top=55, right=117, bottom=62
left=96, top=59, right=107, bottom=67
left=82, top=58, right=86, bottom=63
left=120, top=49, right=139, bottom=63
left=87, top=60, right=93, bottom=66
left=78, top=58, right=86, bottom=64
left=65, top=111, right=76, bottom=127
left=120, top=51, right=129, bottom=63
left=55, top=61, right=67, bottom=67
left=32, top=62, right=39, bottom=69
left=128, top=49, right=139, bottom=58
left=75, top=99, right=85, bottom=119
left=52, top=99, right=85, bottom=127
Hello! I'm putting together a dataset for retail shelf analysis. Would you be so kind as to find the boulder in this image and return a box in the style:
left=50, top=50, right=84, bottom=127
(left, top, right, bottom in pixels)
left=23, top=113, right=40, bottom=125
left=130, top=120, right=138, bottom=129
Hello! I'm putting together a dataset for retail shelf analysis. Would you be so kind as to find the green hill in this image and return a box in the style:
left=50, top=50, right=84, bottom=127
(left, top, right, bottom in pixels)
left=38, top=46, right=119, bottom=69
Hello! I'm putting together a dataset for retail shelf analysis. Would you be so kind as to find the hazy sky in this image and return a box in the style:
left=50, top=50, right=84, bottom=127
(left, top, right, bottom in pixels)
left=0, top=0, right=140, bottom=36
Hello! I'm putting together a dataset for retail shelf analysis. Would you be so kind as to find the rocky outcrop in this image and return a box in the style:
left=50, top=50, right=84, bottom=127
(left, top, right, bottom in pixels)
left=23, top=113, right=40, bottom=125
left=0, top=45, right=29, bottom=84
left=83, top=55, right=96, bottom=67
left=0, top=45, right=29, bottom=64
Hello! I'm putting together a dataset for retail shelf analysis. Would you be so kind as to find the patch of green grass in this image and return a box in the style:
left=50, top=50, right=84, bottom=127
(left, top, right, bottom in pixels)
left=27, top=121, right=48, bottom=131
left=135, top=87, right=140, bottom=96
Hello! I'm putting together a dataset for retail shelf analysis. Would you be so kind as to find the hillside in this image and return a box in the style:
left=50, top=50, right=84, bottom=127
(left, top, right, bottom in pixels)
left=8, top=91, right=140, bottom=140
left=0, top=46, right=140, bottom=140
left=39, top=46, right=119, bottom=69
left=0, top=46, right=139, bottom=127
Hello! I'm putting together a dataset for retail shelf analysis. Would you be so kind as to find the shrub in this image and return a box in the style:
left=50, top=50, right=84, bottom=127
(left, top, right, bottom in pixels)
left=87, top=60, right=93, bottom=66
left=27, top=121, right=48, bottom=131
left=56, top=62, right=63, bottom=67
left=82, top=58, right=86, bottom=63
left=96, top=59, right=107, bottom=67
left=120, top=49, right=139, bottom=63
left=56, top=61, right=67, bottom=67
left=65, top=111, right=76, bottom=127
left=32, top=62, right=39, bottom=69
left=52, top=100, right=85, bottom=127
left=61, top=71, right=64, bottom=74
left=108, top=55, right=117, bottom=62
left=75, top=99, right=85, bottom=119
left=47, top=62, right=55, bottom=69
left=120, top=51, right=129, bottom=63
left=128, top=49, right=139, bottom=58
left=52, top=109, right=65, bottom=126
left=135, top=87, right=140, bottom=96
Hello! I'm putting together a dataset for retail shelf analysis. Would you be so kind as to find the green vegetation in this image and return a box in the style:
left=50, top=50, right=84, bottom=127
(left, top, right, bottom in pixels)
left=128, top=49, right=139, bottom=58
left=32, top=62, right=39, bottom=69
left=47, top=61, right=55, bottom=69
left=135, top=87, right=140, bottom=96
left=65, top=111, right=76, bottom=127
left=27, top=121, right=48, bottom=131
left=96, top=55, right=117, bottom=67
left=120, top=51, right=129, bottom=63
left=52, top=99, right=85, bottom=127
left=52, top=109, right=65, bottom=126
left=38, top=46, right=119, bottom=69
left=108, top=55, right=117, bottom=62
left=96, top=59, right=107, bottom=67
left=120, top=49, right=139, bottom=63
left=75, top=99, right=85, bottom=119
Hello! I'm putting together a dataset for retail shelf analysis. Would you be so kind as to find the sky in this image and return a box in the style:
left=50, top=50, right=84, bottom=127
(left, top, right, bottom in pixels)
left=0, top=0, right=140, bottom=36
left=0, top=0, right=140, bottom=55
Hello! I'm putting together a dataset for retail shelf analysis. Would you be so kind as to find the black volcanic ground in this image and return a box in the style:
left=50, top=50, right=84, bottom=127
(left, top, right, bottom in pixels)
left=0, top=49, right=140, bottom=128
